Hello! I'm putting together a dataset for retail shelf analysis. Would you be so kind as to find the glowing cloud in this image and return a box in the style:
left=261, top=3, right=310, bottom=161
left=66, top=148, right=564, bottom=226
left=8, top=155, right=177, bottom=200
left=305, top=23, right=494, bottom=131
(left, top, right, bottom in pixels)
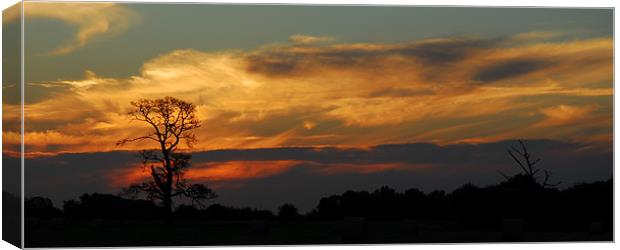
left=534, top=105, right=599, bottom=128
left=13, top=33, right=613, bottom=155
left=288, top=34, right=334, bottom=45
left=109, top=160, right=304, bottom=188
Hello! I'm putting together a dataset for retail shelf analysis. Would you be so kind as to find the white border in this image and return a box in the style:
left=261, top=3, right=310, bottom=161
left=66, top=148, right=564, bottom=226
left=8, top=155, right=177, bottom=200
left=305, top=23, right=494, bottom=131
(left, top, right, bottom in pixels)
left=20, top=1, right=24, bottom=249
left=0, top=1, right=617, bottom=250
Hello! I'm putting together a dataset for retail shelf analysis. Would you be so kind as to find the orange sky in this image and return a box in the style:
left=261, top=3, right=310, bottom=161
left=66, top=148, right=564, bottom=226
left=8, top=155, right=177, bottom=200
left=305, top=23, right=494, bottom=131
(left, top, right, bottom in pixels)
left=1, top=4, right=612, bottom=158
left=3, top=33, right=611, bottom=157
left=4, top=4, right=612, bottom=211
left=108, top=159, right=439, bottom=189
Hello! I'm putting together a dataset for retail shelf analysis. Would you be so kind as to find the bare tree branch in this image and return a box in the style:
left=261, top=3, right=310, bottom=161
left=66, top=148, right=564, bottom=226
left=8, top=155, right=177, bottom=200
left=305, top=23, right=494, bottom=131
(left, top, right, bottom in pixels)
left=503, top=140, right=559, bottom=189
left=118, top=97, right=214, bottom=218
left=507, top=149, right=529, bottom=174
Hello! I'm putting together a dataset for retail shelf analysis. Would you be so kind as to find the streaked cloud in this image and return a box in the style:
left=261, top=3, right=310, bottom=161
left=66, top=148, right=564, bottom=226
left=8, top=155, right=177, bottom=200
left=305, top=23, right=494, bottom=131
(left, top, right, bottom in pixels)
left=6, top=33, right=612, bottom=156
left=534, top=104, right=599, bottom=128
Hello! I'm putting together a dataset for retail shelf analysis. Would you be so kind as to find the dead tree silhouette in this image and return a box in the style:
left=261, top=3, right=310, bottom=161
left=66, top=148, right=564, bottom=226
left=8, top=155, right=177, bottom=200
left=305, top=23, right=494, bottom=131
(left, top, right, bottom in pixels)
left=117, top=96, right=217, bottom=220
left=500, top=139, right=560, bottom=188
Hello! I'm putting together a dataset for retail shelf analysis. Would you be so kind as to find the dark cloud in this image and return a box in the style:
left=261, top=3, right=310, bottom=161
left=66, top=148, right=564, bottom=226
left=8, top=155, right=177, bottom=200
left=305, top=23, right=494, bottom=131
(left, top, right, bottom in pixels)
left=244, top=37, right=502, bottom=78
left=193, top=140, right=579, bottom=166
left=392, top=37, right=500, bottom=65
left=244, top=53, right=302, bottom=77
left=243, top=35, right=604, bottom=88
left=21, top=139, right=611, bottom=211
left=473, top=58, right=553, bottom=82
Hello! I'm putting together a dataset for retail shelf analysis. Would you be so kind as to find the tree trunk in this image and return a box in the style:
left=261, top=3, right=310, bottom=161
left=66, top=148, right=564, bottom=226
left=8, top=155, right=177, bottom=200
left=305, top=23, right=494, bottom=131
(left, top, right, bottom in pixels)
left=163, top=191, right=172, bottom=224
left=163, top=164, right=173, bottom=223
left=162, top=145, right=174, bottom=223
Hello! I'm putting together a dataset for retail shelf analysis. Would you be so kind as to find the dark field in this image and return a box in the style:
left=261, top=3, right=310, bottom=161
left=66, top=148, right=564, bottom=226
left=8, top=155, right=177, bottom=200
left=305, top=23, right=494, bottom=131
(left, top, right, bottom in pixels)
left=25, top=219, right=612, bottom=247
left=21, top=176, right=613, bottom=247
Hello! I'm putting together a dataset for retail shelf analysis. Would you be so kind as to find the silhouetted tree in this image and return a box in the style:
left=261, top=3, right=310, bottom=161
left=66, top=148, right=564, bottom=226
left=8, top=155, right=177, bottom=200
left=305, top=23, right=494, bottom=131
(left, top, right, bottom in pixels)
left=117, top=97, right=217, bottom=220
left=315, top=195, right=343, bottom=220
left=502, top=139, right=560, bottom=188
left=369, top=186, right=402, bottom=219
left=25, top=196, right=62, bottom=219
left=341, top=190, right=371, bottom=218
left=63, top=193, right=162, bottom=220
left=403, top=188, right=425, bottom=218
left=278, top=203, right=300, bottom=220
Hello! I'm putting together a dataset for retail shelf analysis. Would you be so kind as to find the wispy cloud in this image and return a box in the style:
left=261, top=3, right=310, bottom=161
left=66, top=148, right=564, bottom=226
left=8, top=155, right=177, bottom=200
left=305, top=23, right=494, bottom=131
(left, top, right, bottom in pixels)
left=8, top=33, right=612, bottom=155
left=288, top=34, right=334, bottom=45
left=534, top=104, right=599, bottom=128
left=16, top=2, right=138, bottom=55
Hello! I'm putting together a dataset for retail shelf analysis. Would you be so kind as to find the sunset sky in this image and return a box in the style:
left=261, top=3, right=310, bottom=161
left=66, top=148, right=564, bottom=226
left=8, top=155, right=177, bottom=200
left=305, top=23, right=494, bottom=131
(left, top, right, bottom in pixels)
left=2, top=3, right=613, bottom=211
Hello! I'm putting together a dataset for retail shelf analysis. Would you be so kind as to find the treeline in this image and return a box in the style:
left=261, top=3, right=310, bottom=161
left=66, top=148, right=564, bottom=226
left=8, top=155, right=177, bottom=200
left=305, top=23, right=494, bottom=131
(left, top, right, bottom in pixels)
left=24, top=193, right=277, bottom=221
left=24, top=174, right=612, bottom=232
left=308, top=175, right=612, bottom=231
